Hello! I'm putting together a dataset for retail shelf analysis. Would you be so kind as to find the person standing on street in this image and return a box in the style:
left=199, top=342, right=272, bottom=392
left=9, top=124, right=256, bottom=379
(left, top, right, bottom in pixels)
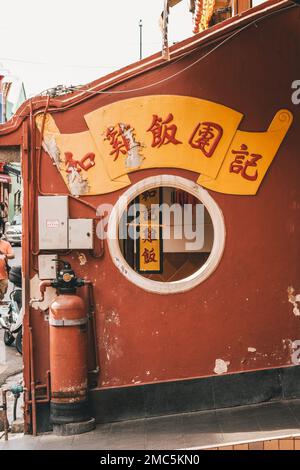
left=0, top=233, right=15, bottom=303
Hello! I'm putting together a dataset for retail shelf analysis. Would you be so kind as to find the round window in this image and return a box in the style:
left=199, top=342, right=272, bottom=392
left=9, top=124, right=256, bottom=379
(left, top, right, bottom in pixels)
left=107, top=175, right=225, bottom=294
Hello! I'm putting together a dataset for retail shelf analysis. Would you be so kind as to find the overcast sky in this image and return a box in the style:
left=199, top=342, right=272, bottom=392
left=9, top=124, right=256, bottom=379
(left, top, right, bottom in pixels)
left=0, top=0, right=193, bottom=96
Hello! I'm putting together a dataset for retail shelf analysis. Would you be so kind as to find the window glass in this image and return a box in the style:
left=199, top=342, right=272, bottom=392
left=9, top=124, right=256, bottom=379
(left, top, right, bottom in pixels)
left=118, top=186, right=214, bottom=282
left=108, top=175, right=225, bottom=294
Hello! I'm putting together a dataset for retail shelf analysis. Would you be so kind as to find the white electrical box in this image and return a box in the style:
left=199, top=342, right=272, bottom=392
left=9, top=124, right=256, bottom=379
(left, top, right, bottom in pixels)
left=69, top=219, right=93, bottom=250
left=38, top=196, right=68, bottom=250
left=38, top=254, right=58, bottom=280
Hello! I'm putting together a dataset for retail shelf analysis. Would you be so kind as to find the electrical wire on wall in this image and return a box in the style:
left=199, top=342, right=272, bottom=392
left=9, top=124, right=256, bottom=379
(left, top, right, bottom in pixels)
left=12, top=1, right=299, bottom=267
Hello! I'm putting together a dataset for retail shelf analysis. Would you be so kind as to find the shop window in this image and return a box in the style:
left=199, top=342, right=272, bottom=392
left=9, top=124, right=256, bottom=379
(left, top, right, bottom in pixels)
left=209, top=1, right=233, bottom=27
left=108, top=176, right=225, bottom=294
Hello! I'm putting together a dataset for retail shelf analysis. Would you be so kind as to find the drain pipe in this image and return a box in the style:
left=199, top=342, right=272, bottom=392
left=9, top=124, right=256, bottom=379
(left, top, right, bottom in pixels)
left=0, top=385, right=24, bottom=441
left=10, top=385, right=23, bottom=422
left=0, top=389, right=8, bottom=441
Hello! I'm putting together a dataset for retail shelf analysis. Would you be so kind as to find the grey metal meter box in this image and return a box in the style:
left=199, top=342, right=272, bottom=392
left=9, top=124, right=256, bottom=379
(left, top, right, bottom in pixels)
left=38, top=196, right=68, bottom=250
left=69, top=219, right=93, bottom=249
left=38, top=254, right=58, bottom=280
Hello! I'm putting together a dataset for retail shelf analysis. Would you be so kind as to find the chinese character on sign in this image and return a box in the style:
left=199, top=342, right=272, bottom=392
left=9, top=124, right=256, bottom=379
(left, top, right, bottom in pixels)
left=65, top=152, right=96, bottom=173
left=229, top=144, right=262, bottom=181
left=142, top=206, right=159, bottom=222
left=105, top=124, right=130, bottom=161
left=189, top=122, right=223, bottom=158
left=142, top=227, right=158, bottom=243
left=138, top=189, right=162, bottom=274
left=141, top=190, right=157, bottom=201
left=147, top=113, right=182, bottom=148
left=141, top=247, right=157, bottom=264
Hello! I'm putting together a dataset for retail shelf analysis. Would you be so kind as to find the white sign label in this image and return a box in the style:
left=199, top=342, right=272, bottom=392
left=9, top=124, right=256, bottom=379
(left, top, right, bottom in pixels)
left=46, top=219, right=59, bottom=229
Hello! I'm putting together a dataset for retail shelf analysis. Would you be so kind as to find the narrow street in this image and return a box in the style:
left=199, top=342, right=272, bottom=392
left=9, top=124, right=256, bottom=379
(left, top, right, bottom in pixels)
left=0, top=246, right=22, bottom=386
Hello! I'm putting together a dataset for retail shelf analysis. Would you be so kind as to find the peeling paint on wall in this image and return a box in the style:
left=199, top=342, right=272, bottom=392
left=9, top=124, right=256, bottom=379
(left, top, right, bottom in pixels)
left=131, top=377, right=142, bottom=384
left=287, top=286, right=300, bottom=316
left=291, top=340, right=300, bottom=365
left=282, top=339, right=295, bottom=365
left=77, top=252, right=87, bottom=266
left=43, top=137, right=61, bottom=168
left=106, top=310, right=121, bottom=327
left=214, top=359, right=230, bottom=375
left=102, top=310, right=123, bottom=364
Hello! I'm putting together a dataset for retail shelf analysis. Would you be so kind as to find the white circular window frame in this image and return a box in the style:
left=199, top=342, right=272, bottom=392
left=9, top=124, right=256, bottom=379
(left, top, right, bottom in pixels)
left=107, top=175, right=226, bottom=295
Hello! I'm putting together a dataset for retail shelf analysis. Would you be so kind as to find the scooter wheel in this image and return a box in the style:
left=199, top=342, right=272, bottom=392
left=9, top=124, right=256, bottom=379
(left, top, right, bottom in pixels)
left=4, top=330, right=15, bottom=346
left=15, top=331, right=22, bottom=355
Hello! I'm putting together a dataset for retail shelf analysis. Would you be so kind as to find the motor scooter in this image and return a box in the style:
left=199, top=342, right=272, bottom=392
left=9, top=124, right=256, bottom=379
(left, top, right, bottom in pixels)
left=0, top=266, right=22, bottom=354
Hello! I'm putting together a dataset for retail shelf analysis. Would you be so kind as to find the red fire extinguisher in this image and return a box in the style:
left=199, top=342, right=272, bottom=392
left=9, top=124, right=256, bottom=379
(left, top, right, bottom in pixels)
left=38, top=261, right=95, bottom=434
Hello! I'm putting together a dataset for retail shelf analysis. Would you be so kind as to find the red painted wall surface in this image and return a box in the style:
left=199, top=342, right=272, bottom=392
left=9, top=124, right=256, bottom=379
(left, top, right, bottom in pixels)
left=0, top=3, right=298, bottom=430
left=27, top=4, right=300, bottom=390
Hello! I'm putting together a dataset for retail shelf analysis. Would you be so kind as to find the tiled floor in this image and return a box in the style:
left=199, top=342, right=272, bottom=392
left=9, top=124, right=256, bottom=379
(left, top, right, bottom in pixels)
left=2, top=399, right=300, bottom=450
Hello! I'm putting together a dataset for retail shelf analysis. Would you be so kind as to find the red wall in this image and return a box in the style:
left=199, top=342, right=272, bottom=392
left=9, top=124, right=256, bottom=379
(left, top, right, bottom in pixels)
left=29, top=5, right=300, bottom=390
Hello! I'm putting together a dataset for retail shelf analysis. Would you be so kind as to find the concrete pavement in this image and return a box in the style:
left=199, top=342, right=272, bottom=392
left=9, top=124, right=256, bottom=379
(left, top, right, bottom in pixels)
left=0, top=337, right=22, bottom=386
left=2, top=399, right=300, bottom=450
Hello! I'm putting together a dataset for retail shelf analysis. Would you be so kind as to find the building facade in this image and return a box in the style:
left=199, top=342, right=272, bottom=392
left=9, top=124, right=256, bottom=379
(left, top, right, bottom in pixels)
left=0, top=0, right=299, bottom=434
left=0, top=71, right=24, bottom=222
